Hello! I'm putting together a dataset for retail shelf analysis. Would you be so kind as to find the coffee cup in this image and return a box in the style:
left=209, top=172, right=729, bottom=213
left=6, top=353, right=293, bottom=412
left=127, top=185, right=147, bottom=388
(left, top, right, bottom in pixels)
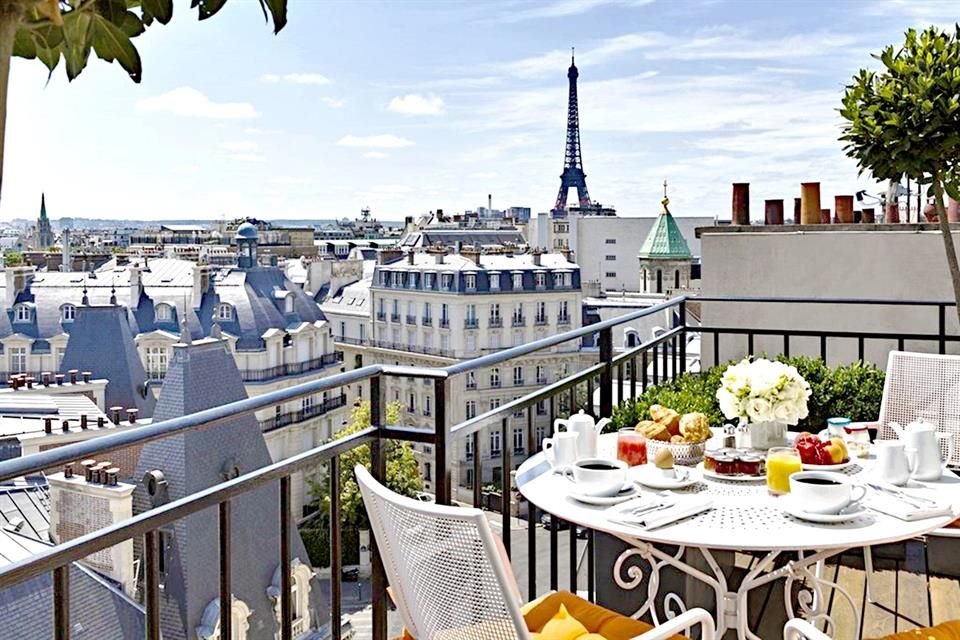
left=572, top=458, right=627, bottom=497
left=543, top=431, right=578, bottom=471
left=788, top=471, right=866, bottom=515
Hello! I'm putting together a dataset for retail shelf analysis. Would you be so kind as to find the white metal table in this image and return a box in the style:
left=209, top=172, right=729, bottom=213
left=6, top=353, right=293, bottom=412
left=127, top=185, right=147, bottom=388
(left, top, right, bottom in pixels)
left=515, top=434, right=960, bottom=640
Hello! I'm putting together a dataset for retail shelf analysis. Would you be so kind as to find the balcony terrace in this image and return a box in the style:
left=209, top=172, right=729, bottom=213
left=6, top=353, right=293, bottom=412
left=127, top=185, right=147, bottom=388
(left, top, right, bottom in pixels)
left=1, top=296, right=959, bottom=640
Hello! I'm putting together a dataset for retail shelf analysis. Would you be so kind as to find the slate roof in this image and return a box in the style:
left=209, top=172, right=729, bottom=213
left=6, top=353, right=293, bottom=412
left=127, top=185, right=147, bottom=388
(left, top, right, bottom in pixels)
left=399, top=228, right=527, bottom=248
left=321, top=277, right=372, bottom=317
left=0, top=485, right=145, bottom=640
left=59, top=305, right=155, bottom=416
left=133, top=338, right=324, bottom=640
left=0, top=259, right=326, bottom=352
left=638, top=211, right=693, bottom=260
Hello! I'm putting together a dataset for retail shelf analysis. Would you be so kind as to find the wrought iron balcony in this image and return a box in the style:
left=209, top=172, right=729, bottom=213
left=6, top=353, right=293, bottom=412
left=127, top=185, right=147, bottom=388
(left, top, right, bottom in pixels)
left=240, top=352, right=343, bottom=383
left=557, top=315, right=571, bottom=325
left=512, top=316, right=525, bottom=327
left=534, top=316, right=548, bottom=326
left=1, top=295, right=957, bottom=640
left=439, top=318, right=450, bottom=328
left=464, top=318, right=479, bottom=329
left=422, top=316, right=432, bottom=326
left=406, top=315, right=417, bottom=324
left=390, top=313, right=401, bottom=322
left=376, top=312, right=386, bottom=321
left=489, top=317, right=503, bottom=328
left=260, top=394, right=348, bottom=432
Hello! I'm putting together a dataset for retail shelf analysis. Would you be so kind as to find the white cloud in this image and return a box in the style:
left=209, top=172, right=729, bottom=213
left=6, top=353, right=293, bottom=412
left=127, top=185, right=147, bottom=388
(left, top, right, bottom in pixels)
left=387, top=93, right=446, bottom=116
left=270, top=176, right=316, bottom=185
left=136, top=87, right=259, bottom=119
left=321, top=97, right=346, bottom=108
left=497, top=0, right=653, bottom=23
left=261, top=73, right=332, bottom=85
left=364, top=151, right=388, bottom=159
left=243, top=127, right=283, bottom=135
left=227, top=153, right=266, bottom=162
left=220, top=141, right=259, bottom=152
left=336, top=134, right=415, bottom=149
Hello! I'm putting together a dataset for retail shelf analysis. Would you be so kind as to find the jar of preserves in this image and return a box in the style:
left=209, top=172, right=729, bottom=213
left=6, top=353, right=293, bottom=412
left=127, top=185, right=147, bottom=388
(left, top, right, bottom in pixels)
left=843, top=422, right=871, bottom=458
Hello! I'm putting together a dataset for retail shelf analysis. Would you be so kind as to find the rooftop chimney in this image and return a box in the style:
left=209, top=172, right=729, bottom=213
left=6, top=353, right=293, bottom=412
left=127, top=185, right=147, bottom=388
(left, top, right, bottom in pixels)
left=732, top=183, right=750, bottom=225
left=44, top=417, right=52, bottom=434
left=764, top=199, right=784, bottom=225
left=377, top=248, right=403, bottom=265
left=531, top=248, right=543, bottom=266
left=42, top=372, right=51, bottom=386
left=49, top=464, right=136, bottom=595
left=800, top=182, right=821, bottom=224
left=55, top=374, right=65, bottom=386
left=559, top=246, right=574, bottom=263
left=126, top=408, right=138, bottom=424
left=793, top=197, right=801, bottom=224
left=835, top=195, right=854, bottom=224
left=69, top=369, right=78, bottom=385
left=862, top=207, right=876, bottom=223
left=426, top=243, right=446, bottom=265
left=110, top=406, right=123, bottom=424
left=82, top=371, right=91, bottom=383
left=407, top=251, right=415, bottom=265
left=820, top=208, right=831, bottom=224
left=129, top=262, right=142, bottom=305
left=460, top=244, right=481, bottom=266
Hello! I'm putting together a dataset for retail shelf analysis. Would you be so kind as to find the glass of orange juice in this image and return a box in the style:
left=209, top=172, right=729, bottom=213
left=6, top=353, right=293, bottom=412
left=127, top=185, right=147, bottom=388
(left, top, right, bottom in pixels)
left=766, top=447, right=802, bottom=495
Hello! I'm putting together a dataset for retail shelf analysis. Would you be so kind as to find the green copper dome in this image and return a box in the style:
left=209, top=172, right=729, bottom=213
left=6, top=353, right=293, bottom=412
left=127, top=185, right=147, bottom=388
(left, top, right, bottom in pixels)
left=638, top=191, right=692, bottom=260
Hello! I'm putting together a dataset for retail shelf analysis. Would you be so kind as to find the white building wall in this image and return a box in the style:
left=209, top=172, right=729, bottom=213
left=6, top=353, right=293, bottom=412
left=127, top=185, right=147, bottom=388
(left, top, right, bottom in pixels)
left=699, top=225, right=960, bottom=368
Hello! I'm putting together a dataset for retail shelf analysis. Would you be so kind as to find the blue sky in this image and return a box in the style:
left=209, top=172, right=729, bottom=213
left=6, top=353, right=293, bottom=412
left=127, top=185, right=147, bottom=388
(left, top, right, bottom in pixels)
left=3, top=0, right=957, bottom=222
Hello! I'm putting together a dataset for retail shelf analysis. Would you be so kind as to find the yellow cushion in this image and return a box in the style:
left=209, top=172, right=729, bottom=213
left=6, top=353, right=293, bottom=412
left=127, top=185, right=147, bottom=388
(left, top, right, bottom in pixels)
left=868, top=620, right=960, bottom=640
left=533, top=604, right=589, bottom=640
left=523, top=591, right=686, bottom=640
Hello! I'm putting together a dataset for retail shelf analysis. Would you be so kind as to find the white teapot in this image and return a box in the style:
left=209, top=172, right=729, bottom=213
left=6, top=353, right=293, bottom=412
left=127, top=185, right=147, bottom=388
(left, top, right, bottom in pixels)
left=554, top=410, right=611, bottom=459
left=889, top=415, right=956, bottom=481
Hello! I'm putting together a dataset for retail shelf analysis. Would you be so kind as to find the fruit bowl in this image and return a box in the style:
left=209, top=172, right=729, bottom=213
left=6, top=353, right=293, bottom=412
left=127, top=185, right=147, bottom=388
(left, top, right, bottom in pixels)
left=645, top=439, right=707, bottom=467
left=793, top=431, right=850, bottom=466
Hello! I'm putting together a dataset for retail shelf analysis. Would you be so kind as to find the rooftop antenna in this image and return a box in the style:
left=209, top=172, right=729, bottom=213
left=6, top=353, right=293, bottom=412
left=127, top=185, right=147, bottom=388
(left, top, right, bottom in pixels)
left=109, top=279, right=117, bottom=305
left=81, top=280, right=89, bottom=306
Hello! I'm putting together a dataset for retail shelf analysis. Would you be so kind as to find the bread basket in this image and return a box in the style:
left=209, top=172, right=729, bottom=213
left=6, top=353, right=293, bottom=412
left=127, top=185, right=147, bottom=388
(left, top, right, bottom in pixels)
left=645, top=439, right=708, bottom=466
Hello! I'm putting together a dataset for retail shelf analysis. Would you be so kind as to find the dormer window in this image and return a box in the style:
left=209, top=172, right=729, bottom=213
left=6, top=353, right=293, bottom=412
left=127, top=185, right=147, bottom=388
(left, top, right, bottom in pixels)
left=155, top=303, right=173, bottom=323
left=13, top=304, right=31, bottom=323
left=284, top=295, right=294, bottom=314
left=512, top=273, right=523, bottom=290
left=465, top=273, right=476, bottom=291
left=215, top=303, right=233, bottom=322
left=60, top=304, right=76, bottom=323
left=489, top=272, right=500, bottom=291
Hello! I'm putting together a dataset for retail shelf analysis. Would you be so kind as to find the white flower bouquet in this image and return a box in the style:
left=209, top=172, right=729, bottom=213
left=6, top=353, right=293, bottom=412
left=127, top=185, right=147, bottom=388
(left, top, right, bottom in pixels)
left=716, top=358, right=811, bottom=426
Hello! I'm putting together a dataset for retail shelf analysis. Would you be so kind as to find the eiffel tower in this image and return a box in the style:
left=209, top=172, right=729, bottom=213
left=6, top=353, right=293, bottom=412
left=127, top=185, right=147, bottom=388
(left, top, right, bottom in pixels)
left=553, top=48, right=592, bottom=215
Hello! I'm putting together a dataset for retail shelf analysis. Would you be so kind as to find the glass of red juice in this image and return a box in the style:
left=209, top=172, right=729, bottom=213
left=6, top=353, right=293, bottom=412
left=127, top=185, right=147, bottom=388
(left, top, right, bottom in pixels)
left=617, top=428, right=647, bottom=466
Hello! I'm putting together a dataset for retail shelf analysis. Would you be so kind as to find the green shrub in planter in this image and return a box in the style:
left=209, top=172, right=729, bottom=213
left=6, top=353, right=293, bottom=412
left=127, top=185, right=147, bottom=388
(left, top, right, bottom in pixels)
left=608, top=357, right=885, bottom=434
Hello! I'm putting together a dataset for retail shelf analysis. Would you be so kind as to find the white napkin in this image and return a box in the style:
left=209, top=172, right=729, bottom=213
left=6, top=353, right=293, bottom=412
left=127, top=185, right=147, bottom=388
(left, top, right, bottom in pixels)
left=606, top=495, right=713, bottom=531
left=866, top=489, right=955, bottom=521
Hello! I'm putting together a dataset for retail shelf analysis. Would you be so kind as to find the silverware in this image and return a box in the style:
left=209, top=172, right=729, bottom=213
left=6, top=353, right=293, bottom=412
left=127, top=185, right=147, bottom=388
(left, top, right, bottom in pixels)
left=620, top=502, right=672, bottom=518
left=866, top=482, right=938, bottom=508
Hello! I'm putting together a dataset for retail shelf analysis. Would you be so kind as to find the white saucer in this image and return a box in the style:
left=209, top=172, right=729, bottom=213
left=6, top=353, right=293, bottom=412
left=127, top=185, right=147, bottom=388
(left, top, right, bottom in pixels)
left=696, top=462, right=765, bottom=482
left=569, top=483, right=640, bottom=506
left=781, top=497, right=868, bottom=523
left=631, top=465, right=700, bottom=490
left=801, top=460, right=854, bottom=472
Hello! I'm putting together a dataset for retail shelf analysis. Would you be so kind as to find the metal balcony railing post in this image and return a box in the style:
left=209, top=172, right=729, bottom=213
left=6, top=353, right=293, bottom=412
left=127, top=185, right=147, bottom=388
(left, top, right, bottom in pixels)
left=599, top=328, right=613, bottom=418
left=433, top=377, right=451, bottom=505
left=501, top=418, right=511, bottom=557
left=472, top=431, right=482, bottom=507
left=679, top=298, right=687, bottom=376
left=940, top=304, right=947, bottom=354
left=219, top=500, right=232, bottom=640
left=330, top=456, right=342, bottom=640
left=280, top=476, right=292, bottom=640
left=369, top=374, right=388, bottom=640
left=54, top=565, right=69, bottom=640
left=145, top=530, right=161, bottom=640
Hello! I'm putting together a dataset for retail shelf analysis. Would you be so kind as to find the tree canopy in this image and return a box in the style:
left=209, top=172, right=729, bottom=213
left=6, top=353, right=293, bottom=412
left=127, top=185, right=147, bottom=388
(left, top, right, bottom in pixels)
left=308, top=400, right=424, bottom=530
left=839, top=24, right=960, bottom=322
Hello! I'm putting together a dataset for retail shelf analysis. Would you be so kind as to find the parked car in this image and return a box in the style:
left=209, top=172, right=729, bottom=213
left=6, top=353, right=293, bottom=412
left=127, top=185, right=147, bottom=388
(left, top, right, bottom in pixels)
left=538, top=513, right=570, bottom=530
left=414, top=492, right=435, bottom=503
left=341, top=567, right=359, bottom=582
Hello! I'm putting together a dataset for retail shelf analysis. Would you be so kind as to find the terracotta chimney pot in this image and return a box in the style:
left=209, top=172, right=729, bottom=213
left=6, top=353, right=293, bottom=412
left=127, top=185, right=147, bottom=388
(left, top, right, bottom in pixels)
left=69, top=369, right=78, bottom=384
left=42, top=372, right=51, bottom=386
left=948, top=197, right=960, bottom=223
left=800, top=182, right=822, bottom=224
left=764, top=199, right=784, bottom=225
left=80, top=415, right=88, bottom=430
left=55, top=374, right=65, bottom=386
left=862, top=207, right=876, bottom=223
left=820, top=208, right=831, bottom=224
left=82, top=371, right=91, bottom=383
left=44, top=417, right=53, bottom=434
left=835, top=195, right=855, bottom=224
left=793, top=197, right=801, bottom=224
left=886, top=202, right=900, bottom=223
left=732, top=183, right=750, bottom=225
left=110, top=406, right=123, bottom=425
left=126, top=409, right=138, bottom=424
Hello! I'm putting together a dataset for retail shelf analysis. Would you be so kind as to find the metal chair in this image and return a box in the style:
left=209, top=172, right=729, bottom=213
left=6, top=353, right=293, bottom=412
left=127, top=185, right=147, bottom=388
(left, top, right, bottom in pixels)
left=783, top=619, right=831, bottom=639
left=864, top=351, right=960, bottom=608
left=354, top=464, right=716, bottom=640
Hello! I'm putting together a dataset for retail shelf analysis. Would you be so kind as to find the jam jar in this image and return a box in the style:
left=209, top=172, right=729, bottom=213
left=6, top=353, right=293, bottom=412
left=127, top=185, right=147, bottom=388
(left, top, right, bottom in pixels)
left=735, top=454, right=765, bottom=476
left=843, top=422, right=871, bottom=458
left=713, top=454, right=738, bottom=476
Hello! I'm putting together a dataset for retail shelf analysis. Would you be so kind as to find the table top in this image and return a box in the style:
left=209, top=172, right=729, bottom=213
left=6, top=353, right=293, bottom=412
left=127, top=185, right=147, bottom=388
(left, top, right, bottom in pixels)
left=516, top=434, right=960, bottom=551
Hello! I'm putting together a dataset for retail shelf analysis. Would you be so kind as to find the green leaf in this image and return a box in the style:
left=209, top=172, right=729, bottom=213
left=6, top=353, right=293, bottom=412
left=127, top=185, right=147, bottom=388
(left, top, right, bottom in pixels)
left=89, top=14, right=143, bottom=82
left=258, top=0, right=287, bottom=33
left=61, top=11, right=95, bottom=81
left=193, top=0, right=229, bottom=20
left=141, top=0, right=173, bottom=25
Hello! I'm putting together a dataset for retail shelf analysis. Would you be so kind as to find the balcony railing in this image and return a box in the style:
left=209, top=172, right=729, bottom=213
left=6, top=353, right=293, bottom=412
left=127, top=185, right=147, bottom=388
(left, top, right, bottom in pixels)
left=557, top=315, right=571, bottom=325
left=534, top=316, right=548, bottom=325
left=1, top=295, right=957, bottom=640
left=368, top=340, right=456, bottom=359
left=439, top=318, right=450, bottom=328
left=489, top=317, right=503, bottom=328
left=390, top=313, right=400, bottom=322
left=240, top=352, right=343, bottom=382
left=422, top=316, right=432, bottom=326
left=376, top=312, right=386, bottom=321
left=406, top=315, right=417, bottom=324
left=464, top=318, right=479, bottom=329
left=337, top=336, right=367, bottom=346
left=512, top=316, right=525, bottom=327
left=260, top=394, right=348, bottom=432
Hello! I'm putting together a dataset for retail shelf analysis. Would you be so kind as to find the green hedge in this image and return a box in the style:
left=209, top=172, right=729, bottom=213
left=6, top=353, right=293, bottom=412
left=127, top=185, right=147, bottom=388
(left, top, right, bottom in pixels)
left=607, top=356, right=885, bottom=433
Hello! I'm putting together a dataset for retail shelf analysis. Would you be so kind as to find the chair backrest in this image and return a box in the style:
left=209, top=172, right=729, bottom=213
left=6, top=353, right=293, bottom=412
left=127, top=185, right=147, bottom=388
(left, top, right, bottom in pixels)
left=877, top=351, right=960, bottom=466
left=355, top=465, right=529, bottom=640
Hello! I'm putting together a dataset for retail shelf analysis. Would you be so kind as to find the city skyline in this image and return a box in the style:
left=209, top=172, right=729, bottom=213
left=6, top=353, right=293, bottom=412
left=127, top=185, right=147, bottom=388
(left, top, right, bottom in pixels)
left=2, top=0, right=957, bottom=222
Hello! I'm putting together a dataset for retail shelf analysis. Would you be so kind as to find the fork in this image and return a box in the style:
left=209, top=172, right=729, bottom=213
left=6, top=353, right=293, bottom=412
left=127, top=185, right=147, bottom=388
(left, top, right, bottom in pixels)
left=866, top=482, right=938, bottom=508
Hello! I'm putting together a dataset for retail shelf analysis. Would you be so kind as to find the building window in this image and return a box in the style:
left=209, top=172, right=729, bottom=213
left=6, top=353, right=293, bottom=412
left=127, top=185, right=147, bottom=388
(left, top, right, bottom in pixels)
left=423, top=302, right=432, bottom=323
left=536, top=365, right=547, bottom=384
left=490, top=273, right=500, bottom=290
left=8, top=347, right=27, bottom=374
left=490, top=368, right=501, bottom=388
left=408, top=393, right=416, bottom=413
left=215, top=303, right=233, bottom=322
left=359, top=324, right=365, bottom=342
left=466, top=334, right=477, bottom=352
left=490, top=398, right=501, bottom=411
left=424, top=395, right=432, bottom=416
left=513, top=428, right=524, bottom=452
left=465, top=273, right=476, bottom=291
left=535, top=272, right=546, bottom=289
left=605, top=255, right=616, bottom=261
left=424, top=462, right=432, bottom=482
left=513, top=366, right=524, bottom=386
left=60, top=304, right=76, bottom=323
left=440, top=303, right=449, bottom=326
left=301, top=395, right=315, bottom=412
left=489, top=303, right=500, bottom=325
left=641, top=269, right=647, bottom=293
left=466, top=468, right=474, bottom=488
left=424, top=272, right=434, bottom=288
left=440, top=334, right=450, bottom=352
left=377, top=298, right=385, bottom=319
left=535, top=301, right=547, bottom=324
left=675, top=269, right=681, bottom=289
left=339, top=322, right=346, bottom=339
left=466, top=401, right=477, bottom=420
left=512, top=273, right=523, bottom=289
left=536, top=424, right=547, bottom=447
left=537, top=400, right=547, bottom=416
left=465, top=304, right=477, bottom=328
left=489, top=333, right=500, bottom=350
left=605, top=238, right=617, bottom=244
left=146, top=346, right=169, bottom=380
left=656, top=269, right=663, bottom=294
left=466, top=371, right=477, bottom=389
left=490, top=429, right=501, bottom=455
left=53, top=346, right=64, bottom=370
left=155, top=303, right=173, bottom=322
left=441, top=273, right=453, bottom=290
left=558, top=301, right=570, bottom=324
left=465, top=436, right=474, bottom=459
left=284, top=295, right=294, bottom=314
left=513, top=397, right=524, bottom=418
left=13, top=304, right=31, bottom=323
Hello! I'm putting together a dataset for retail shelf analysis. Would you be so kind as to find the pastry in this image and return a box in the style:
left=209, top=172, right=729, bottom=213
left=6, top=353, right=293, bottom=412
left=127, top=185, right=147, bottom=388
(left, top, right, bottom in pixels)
left=635, top=420, right=670, bottom=441
left=650, top=404, right=681, bottom=436
left=679, top=412, right=711, bottom=443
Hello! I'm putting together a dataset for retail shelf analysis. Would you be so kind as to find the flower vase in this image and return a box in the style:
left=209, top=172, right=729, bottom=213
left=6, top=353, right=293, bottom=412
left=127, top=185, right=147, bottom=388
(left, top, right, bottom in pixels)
left=745, top=421, right=788, bottom=450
